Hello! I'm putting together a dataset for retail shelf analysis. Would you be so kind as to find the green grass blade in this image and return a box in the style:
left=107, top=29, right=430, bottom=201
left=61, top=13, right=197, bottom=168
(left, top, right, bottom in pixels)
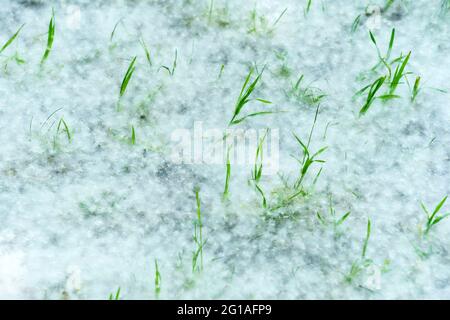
left=361, top=219, right=371, bottom=259
left=0, top=24, right=25, bottom=55
left=41, top=10, right=55, bottom=65
left=154, top=259, right=161, bottom=298
left=57, top=118, right=71, bottom=142
left=411, top=76, right=421, bottom=102
left=390, top=51, right=411, bottom=94
left=351, top=15, right=361, bottom=33
left=359, top=76, right=386, bottom=115
left=120, top=56, right=137, bottom=98
left=131, top=126, right=136, bottom=145
left=337, top=211, right=351, bottom=226
left=140, top=38, right=152, bottom=67
left=386, top=28, right=395, bottom=60
left=223, top=147, right=231, bottom=199
left=255, top=184, right=267, bottom=208
left=430, top=196, right=448, bottom=221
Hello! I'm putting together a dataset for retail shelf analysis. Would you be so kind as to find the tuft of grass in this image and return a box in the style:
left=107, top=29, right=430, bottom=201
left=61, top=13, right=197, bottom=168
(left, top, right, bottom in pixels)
left=275, top=104, right=325, bottom=206
left=154, top=259, right=161, bottom=298
left=205, top=2, right=231, bottom=28
left=389, top=51, right=411, bottom=95
left=159, top=49, right=177, bottom=76
left=119, top=56, right=137, bottom=98
left=56, top=117, right=71, bottom=143
left=345, top=219, right=372, bottom=284
left=291, top=105, right=325, bottom=191
left=292, top=133, right=327, bottom=189
left=357, top=29, right=415, bottom=113
left=41, top=9, right=55, bottom=65
left=421, top=196, right=450, bottom=236
left=289, top=74, right=326, bottom=106
left=248, top=7, right=287, bottom=36
left=192, top=187, right=205, bottom=273
left=358, top=76, right=386, bottom=115
left=40, top=110, right=72, bottom=151
left=229, top=67, right=273, bottom=126
left=109, top=287, right=121, bottom=300
left=368, top=28, right=395, bottom=75
left=0, top=24, right=25, bottom=55
left=317, top=196, right=351, bottom=233
left=223, top=147, right=231, bottom=199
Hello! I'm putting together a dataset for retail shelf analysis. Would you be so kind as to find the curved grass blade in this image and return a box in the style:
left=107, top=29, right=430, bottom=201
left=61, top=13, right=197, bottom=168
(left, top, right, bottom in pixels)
left=390, top=51, right=411, bottom=94
left=120, top=56, right=137, bottom=98
left=359, top=76, right=386, bottom=115
left=0, top=24, right=25, bottom=55
left=41, top=10, right=55, bottom=65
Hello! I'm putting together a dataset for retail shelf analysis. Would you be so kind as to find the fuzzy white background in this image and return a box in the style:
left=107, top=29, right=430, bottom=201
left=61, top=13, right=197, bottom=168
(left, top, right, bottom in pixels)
left=0, top=0, right=450, bottom=299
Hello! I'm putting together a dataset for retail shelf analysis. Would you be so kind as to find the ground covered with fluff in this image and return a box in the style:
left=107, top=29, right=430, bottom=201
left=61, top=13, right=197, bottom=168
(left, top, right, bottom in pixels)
left=1, top=0, right=450, bottom=299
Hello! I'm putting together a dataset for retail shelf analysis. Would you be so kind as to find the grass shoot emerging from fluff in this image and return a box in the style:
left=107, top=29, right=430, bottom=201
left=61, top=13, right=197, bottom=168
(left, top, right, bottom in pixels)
left=223, top=147, right=231, bottom=200
left=317, top=196, right=351, bottom=234
left=229, top=67, right=273, bottom=126
left=421, top=196, right=450, bottom=236
left=56, top=117, right=71, bottom=143
left=358, top=76, right=386, bottom=115
left=292, top=104, right=326, bottom=191
left=249, top=130, right=269, bottom=209
left=357, top=29, right=418, bottom=114
left=109, top=287, right=121, bottom=300
left=304, top=0, right=313, bottom=16
left=346, top=219, right=372, bottom=284
left=0, top=24, right=25, bottom=55
left=389, top=51, right=411, bottom=95
left=131, top=126, right=136, bottom=145
left=192, top=188, right=205, bottom=273
left=140, top=38, right=152, bottom=68
left=251, top=130, right=268, bottom=184
left=292, top=134, right=327, bottom=190
left=289, top=74, right=326, bottom=106
left=160, top=49, right=177, bottom=76
left=41, top=9, right=55, bottom=65
left=248, top=7, right=287, bottom=35
left=351, top=14, right=361, bottom=33
left=369, top=28, right=395, bottom=72
left=110, top=19, right=123, bottom=42
left=154, top=259, right=161, bottom=298
left=119, top=56, right=137, bottom=98
left=410, top=76, right=421, bottom=102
